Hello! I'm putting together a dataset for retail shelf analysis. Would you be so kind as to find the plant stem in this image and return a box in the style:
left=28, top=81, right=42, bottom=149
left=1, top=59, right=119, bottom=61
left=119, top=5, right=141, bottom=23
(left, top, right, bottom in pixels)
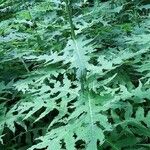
left=19, top=57, right=30, bottom=73
left=65, top=0, right=76, bottom=40
left=65, top=0, right=86, bottom=92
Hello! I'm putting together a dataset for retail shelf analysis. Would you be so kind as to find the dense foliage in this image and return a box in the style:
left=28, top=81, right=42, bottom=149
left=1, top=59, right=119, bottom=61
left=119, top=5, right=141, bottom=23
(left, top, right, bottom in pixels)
left=0, top=0, right=150, bottom=149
